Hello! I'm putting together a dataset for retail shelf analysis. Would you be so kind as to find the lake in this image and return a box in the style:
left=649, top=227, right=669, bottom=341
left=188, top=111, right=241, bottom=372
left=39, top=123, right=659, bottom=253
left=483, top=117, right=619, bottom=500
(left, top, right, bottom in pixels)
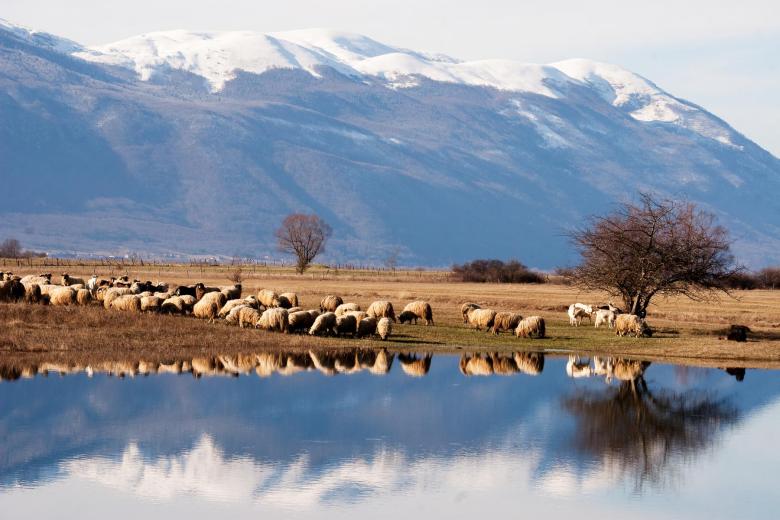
left=1, top=350, right=778, bottom=518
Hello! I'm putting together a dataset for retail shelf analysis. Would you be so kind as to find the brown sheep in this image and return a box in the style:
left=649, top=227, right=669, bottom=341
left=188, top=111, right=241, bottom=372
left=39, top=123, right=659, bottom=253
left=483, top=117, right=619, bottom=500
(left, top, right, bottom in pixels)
left=220, top=284, right=242, bottom=300
left=273, top=294, right=293, bottom=309
left=466, top=308, right=497, bottom=331
left=320, top=295, right=343, bottom=313
left=257, top=289, right=279, bottom=308
left=491, top=312, right=523, bottom=335
left=76, top=288, right=92, bottom=306
left=335, top=303, right=361, bottom=316
left=377, top=317, right=392, bottom=340
left=367, top=301, right=396, bottom=322
left=401, top=301, right=434, bottom=325
left=335, top=314, right=358, bottom=336
left=61, top=273, right=86, bottom=286
left=309, top=312, right=337, bottom=336
left=193, top=291, right=227, bottom=322
left=256, top=307, right=289, bottom=332
left=195, top=283, right=220, bottom=301
left=0, top=279, right=25, bottom=302
left=515, top=316, right=546, bottom=338
left=110, top=294, right=142, bottom=312
left=461, top=302, right=480, bottom=323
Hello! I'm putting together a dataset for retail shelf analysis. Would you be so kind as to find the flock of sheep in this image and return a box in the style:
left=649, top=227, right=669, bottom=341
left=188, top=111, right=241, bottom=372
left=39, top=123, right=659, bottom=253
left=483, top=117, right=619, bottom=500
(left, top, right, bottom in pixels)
left=0, top=270, right=653, bottom=341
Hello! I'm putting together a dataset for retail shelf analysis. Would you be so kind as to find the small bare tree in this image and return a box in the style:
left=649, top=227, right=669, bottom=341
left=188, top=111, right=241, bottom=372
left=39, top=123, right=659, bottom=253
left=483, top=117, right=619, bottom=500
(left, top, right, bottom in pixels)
left=0, top=238, right=22, bottom=258
left=568, top=193, right=739, bottom=317
left=275, top=213, right=332, bottom=274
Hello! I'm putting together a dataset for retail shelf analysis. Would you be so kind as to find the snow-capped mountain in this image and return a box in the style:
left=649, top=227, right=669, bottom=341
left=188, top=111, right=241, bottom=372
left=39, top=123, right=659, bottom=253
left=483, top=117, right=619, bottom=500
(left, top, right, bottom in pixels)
left=1, top=19, right=778, bottom=266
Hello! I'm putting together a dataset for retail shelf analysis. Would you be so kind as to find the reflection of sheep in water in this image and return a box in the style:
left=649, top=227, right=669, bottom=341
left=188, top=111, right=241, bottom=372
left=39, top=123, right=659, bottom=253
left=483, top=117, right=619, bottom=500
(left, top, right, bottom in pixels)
left=460, top=303, right=480, bottom=323
left=459, top=353, right=493, bottom=376
left=309, top=350, right=354, bottom=376
left=489, top=353, right=518, bottom=375
left=515, top=316, right=545, bottom=338
left=218, top=354, right=257, bottom=375
left=398, top=353, right=432, bottom=377
left=357, top=349, right=394, bottom=375
left=514, top=352, right=544, bottom=375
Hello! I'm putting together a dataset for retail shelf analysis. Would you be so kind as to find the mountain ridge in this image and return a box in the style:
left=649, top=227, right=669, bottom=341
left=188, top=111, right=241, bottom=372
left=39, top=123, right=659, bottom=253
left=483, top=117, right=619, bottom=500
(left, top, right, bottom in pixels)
left=1, top=18, right=778, bottom=267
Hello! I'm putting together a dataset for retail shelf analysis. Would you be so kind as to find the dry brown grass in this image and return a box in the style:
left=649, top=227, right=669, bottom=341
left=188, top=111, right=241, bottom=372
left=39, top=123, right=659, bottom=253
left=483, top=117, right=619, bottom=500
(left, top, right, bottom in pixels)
left=3, top=264, right=780, bottom=372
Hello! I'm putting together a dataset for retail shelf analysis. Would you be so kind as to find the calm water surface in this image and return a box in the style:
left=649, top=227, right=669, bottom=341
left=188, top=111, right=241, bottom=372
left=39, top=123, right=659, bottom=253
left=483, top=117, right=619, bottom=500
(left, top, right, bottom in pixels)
left=1, top=351, right=778, bottom=518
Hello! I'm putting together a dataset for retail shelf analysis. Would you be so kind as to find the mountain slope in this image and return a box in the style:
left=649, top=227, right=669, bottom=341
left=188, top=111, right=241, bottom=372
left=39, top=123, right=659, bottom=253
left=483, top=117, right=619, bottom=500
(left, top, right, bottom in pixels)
left=1, top=19, right=779, bottom=267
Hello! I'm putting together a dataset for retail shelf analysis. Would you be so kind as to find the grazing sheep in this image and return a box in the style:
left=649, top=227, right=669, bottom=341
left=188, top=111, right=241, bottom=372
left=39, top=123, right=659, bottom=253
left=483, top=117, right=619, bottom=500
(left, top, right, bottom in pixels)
left=568, top=303, right=594, bottom=326
left=514, top=352, right=545, bottom=375
left=615, top=314, right=652, bottom=338
left=48, top=286, right=76, bottom=306
left=398, top=353, right=431, bottom=377
left=110, top=294, right=142, bottom=312
left=466, top=308, right=497, bottom=331
left=161, top=296, right=186, bottom=314
left=24, top=283, right=42, bottom=304
left=377, top=317, right=392, bottom=340
left=0, top=279, right=25, bottom=302
left=594, top=309, right=617, bottom=329
left=193, top=292, right=227, bottom=322
left=515, top=316, right=546, bottom=338
left=280, top=292, right=299, bottom=307
left=367, top=300, right=396, bottom=322
left=257, top=289, right=279, bottom=308
left=491, top=312, right=523, bottom=335
left=286, top=306, right=303, bottom=314
left=461, top=302, right=480, bottom=323
left=179, top=295, right=196, bottom=313
left=273, top=294, right=293, bottom=308
left=20, top=274, right=51, bottom=286
left=288, top=310, right=317, bottom=333
left=402, top=301, right=434, bottom=325
left=223, top=304, right=247, bottom=325
left=220, top=284, right=242, bottom=300
left=195, top=283, right=219, bottom=301
left=175, top=284, right=198, bottom=297
left=103, top=287, right=133, bottom=309
left=140, top=296, right=163, bottom=313
left=335, top=314, right=358, bottom=336
left=335, top=303, right=361, bottom=316
left=76, top=288, right=92, bottom=306
left=86, top=275, right=99, bottom=295
left=345, top=310, right=367, bottom=323
left=256, top=307, right=289, bottom=333
left=238, top=307, right=262, bottom=328
left=398, top=310, right=417, bottom=324
left=0, top=271, right=11, bottom=281
left=219, top=299, right=246, bottom=318
left=61, top=273, right=85, bottom=286
left=320, top=295, right=343, bottom=313
left=459, top=354, right=493, bottom=376
left=309, top=312, right=338, bottom=336
left=356, top=317, right=378, bottom=338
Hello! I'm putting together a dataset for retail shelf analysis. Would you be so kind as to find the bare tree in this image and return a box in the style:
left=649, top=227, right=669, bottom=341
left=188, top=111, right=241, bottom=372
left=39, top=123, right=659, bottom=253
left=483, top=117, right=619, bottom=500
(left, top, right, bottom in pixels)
left=0, top=238, right=22, bottom=258
left=568, top=193, right=739, bottom=316
left=384, top=247, right=400, bottom=272
left=275, top=214, right=332, bottom=274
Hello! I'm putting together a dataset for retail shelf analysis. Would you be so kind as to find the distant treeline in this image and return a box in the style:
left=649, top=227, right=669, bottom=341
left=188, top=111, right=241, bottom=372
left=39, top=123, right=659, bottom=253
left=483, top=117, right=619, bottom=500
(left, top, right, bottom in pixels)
left=452, top=259, right=546, bottom=284
left=0, top=238, right=46, bottom=259
left=721, top=268, right=780, bottom=290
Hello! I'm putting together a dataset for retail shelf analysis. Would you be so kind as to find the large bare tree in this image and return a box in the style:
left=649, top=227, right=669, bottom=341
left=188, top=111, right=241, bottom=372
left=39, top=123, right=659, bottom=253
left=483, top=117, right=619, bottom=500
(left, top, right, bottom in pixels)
left=275, top=214, right=332, bottom=274
left=568, top=193, right=739, bottom=316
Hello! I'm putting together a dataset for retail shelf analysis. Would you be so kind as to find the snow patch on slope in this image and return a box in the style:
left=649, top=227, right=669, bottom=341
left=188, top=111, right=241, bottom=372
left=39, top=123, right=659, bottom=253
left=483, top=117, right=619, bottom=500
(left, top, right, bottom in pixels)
left=0, top=17, right=82, bottom=54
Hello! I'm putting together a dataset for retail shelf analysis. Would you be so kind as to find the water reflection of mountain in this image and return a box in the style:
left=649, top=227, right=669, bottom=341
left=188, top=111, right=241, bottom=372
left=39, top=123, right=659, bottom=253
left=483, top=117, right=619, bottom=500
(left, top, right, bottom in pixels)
left=1, top=353, right=779, bottom=505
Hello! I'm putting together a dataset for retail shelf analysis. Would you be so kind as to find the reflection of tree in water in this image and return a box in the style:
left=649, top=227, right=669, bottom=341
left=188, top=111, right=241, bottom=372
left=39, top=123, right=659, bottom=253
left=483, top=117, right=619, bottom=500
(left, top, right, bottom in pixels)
left=564, top=360, right=739, bottom=492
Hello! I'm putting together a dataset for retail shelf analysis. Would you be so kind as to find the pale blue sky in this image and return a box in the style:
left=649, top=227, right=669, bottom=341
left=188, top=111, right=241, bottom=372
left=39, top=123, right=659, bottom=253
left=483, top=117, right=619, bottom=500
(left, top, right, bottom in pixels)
left=4, top=0, right=779, bottom=156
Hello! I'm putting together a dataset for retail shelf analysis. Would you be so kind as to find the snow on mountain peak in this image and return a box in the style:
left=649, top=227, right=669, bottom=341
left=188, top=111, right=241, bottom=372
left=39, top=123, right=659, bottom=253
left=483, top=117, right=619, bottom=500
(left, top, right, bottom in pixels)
left=0, top=17, right=82, bottom=54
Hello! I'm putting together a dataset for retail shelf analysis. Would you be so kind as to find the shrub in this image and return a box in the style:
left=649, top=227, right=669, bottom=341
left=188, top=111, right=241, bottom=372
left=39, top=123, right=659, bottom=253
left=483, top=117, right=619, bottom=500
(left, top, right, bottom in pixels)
left=452, top=259, right=546, bottom=284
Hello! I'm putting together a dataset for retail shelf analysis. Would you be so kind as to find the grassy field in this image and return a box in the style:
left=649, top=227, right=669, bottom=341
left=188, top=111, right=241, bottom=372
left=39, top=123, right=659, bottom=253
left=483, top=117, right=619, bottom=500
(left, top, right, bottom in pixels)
left=2, top=263, right=780, bottom=375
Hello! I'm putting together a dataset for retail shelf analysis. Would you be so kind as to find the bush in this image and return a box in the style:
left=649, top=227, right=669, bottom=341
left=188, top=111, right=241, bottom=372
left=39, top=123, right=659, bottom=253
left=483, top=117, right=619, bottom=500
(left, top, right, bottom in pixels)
left=452, top=259, right=546, bottom=284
